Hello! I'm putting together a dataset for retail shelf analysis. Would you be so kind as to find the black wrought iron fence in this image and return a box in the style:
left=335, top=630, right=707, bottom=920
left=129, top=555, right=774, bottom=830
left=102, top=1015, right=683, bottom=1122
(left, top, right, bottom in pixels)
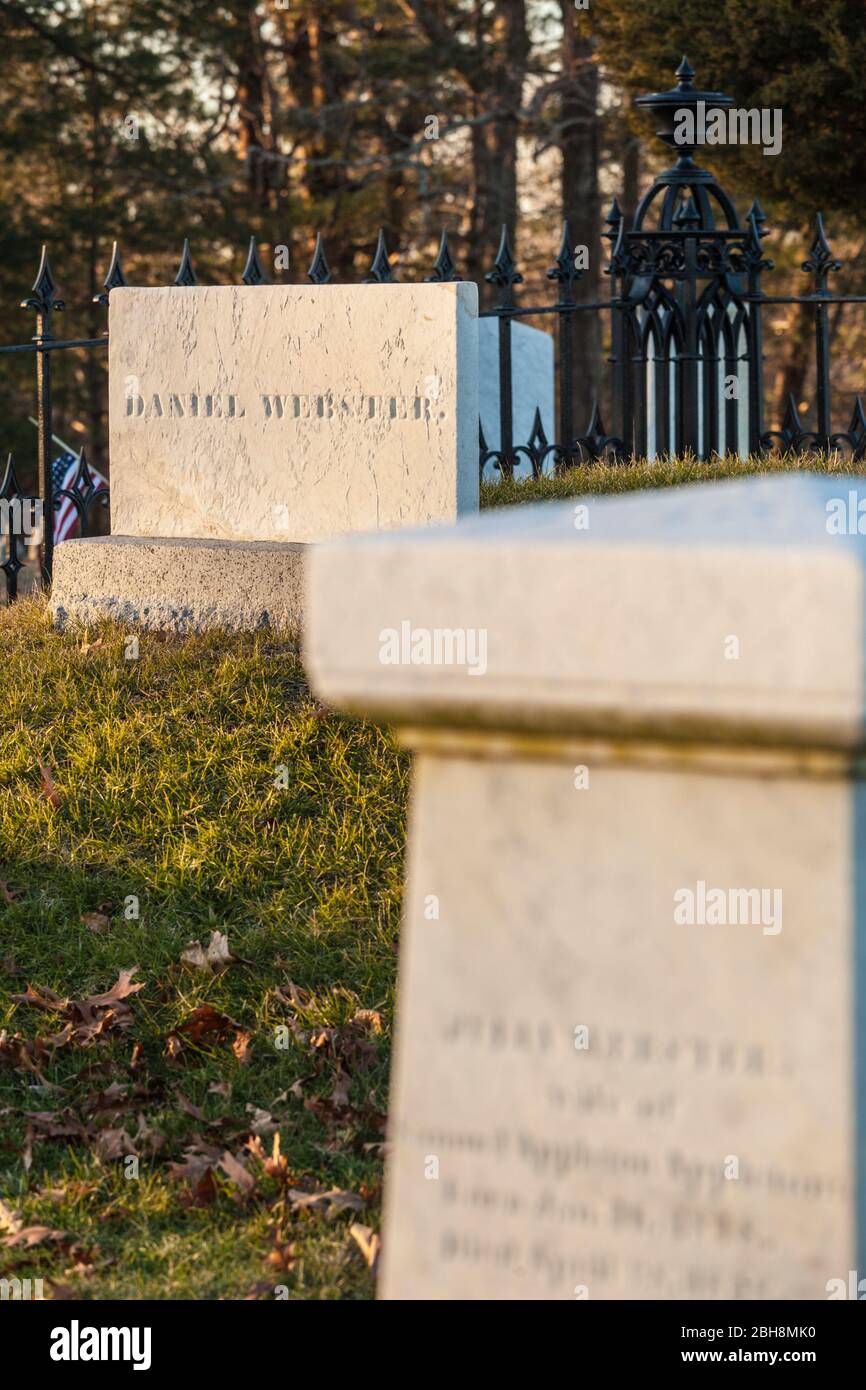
left=4, top=56, right=866, bottom=608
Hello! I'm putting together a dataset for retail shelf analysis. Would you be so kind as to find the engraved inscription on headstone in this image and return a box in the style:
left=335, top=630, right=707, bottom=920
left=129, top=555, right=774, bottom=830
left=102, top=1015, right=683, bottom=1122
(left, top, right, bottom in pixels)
left=108, top=284, right=479, bottom=543
left=379, top=755, right=850, bottom=1300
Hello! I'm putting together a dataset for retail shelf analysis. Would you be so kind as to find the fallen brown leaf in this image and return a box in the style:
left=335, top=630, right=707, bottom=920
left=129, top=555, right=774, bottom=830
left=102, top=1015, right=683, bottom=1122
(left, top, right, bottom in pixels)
left=353, top=1009, right=384, bottom=1036
left=168, top=1004, right=241, bottom=1051
left=218, top=1150, right=256, bottom=1197
left=2, top=1224, right=66, bottom=1249
left=330, top=1068, right=352, bottom=1108
left=271, top=979, right=310, bottom=1009
left=287, top=1186, right=364, bottom=1217
left=172, top=1138, right=224, bottom=1171
left=8, top=969, right=144, bottom=1062
left=81, top=911, right=110, bottom=934
left=245, top=1105, right=276, bottom=1136
left=180, top=930, right=236, bottom=974
left=88, top=968, right=144, bottom=1007
left=39, top=764, right=61, bottom=808
left=95, top=1127, right=138, bottom=1162
left=11, top=983, right=65, bottom=1012
left=175, top=1092, right=205, bottom=1121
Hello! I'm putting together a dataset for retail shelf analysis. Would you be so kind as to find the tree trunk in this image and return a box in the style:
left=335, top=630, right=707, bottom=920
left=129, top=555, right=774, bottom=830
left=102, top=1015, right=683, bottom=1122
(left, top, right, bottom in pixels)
left=621, top=130, right=640, bottom=229
left=234, top=1, right=282, bottom=225
left=465, top=0, right=529, bottom=303
left=560, top=4, right=600, bottom=435
left=773, top=299, right=813, bottom=429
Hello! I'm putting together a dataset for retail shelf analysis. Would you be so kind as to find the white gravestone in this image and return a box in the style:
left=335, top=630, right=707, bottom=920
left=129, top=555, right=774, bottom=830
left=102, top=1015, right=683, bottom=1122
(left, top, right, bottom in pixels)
left=305, top=474, right=866, bottom=1300
left=478, top=319, right=555, bottom=481
left=109, top=283, right=479, bottom=543
left=51, top=282, right=479, bottom=632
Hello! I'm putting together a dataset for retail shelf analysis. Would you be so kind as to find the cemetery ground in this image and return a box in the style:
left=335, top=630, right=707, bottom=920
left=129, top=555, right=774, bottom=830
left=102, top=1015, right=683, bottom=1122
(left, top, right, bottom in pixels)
left=1, top=449, right=865, bottom=1301
left=0, top=601, right=407, bottom=1300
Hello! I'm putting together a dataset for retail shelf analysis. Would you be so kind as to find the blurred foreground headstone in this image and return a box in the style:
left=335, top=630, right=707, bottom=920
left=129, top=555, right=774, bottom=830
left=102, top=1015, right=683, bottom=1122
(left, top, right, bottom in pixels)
left=306, top=473, right=866, bottom=1300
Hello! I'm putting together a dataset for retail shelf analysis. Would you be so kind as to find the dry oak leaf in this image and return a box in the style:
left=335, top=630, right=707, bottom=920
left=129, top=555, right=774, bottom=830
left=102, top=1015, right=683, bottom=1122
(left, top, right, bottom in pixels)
left=175, top=1092, right=205, bottom=1121
left=167, top=1140, right=222, bottom=1206
left=39, top=764, right=61, bottom=808
left=81, top=911, right=110, bottom=934
left=82, top=1081, right=129, bottom=1117
left=287, top=1186, right=365, bottom=1218
left=330, top=1068, right=352, bottom=1109
left=0, top=1031, right=51, bottom=1080
left=245, top=1105, right=277, bottom=1136
left=271, top=979, right=309, bottom=1009
left=11, top=969, right=144, bottom=1055
left=180, top=930, right=235, bottom=973
left=353, top=1009, right=384, bottom=1036
left=25, top=1110, right=90, bottom=1142
left=168, top=1004, right=242, bottom=1051
left=88, top=969, right=145, bottom=1007
left=133, top=1113, right=165, bottom=1157
left=10, top=983, right=65, bottom=1012
left=2, top=1224, right=66, bottom=1249
left=167, top=1140, right=223, bottom=1185
left=95, top=1128, right=138, bottom=1162
left=218, top=1150, right=256, bottom=1197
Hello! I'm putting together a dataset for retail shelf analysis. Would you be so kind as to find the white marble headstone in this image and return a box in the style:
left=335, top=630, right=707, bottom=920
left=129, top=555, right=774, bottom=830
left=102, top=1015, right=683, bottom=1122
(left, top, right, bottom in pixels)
left=305, top=474, right=866, bottom=1300
left=108, top=283, right=479, bottom=543
left=478, top=319, right=555, bottom=480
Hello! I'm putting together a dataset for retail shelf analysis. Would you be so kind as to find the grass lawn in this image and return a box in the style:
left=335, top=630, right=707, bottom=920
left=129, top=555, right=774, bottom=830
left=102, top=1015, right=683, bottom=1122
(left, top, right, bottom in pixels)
left=1, top=451, right=862, bottom=1299
left=0, top=600, right=408, bottom=1299
left=480, top=448, right=866, bottom=508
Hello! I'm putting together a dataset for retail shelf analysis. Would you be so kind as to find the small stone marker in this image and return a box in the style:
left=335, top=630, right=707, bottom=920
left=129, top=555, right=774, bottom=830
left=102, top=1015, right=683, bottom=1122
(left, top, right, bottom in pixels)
left=305, top=474, right=866, bottom=1299
left=109, top=283, right=479, bottom=543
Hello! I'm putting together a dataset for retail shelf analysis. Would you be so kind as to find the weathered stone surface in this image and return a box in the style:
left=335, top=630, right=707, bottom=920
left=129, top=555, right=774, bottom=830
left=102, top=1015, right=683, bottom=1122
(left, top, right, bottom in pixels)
left=51, top=534, right=305, bottom=633
left=305, top=474, right=866, bottom=749
left=305, top=474, right=866, bottom=1300
left=108, top=283, right=479, bottom=543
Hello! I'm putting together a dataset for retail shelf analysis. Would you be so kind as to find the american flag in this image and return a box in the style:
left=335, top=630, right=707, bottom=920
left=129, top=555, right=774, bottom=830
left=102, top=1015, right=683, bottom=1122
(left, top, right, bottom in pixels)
left=52, top=450, right=109, bottom=544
